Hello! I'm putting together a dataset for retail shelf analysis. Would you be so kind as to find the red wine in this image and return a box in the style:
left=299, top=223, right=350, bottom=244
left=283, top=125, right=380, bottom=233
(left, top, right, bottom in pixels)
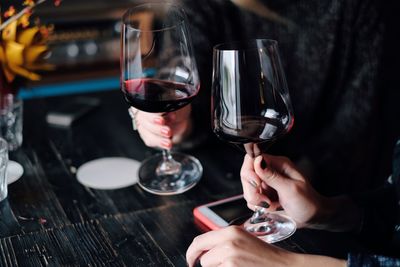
left=214, top=116, right=289, bottom=156
left=123, top=78, right=199, bottom=112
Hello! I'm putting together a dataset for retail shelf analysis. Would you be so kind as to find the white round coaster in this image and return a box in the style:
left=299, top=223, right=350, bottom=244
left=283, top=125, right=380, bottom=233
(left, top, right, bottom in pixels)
left=76, top=157, right=140, bottom=190
left=7, top=160, right=24, bottom=185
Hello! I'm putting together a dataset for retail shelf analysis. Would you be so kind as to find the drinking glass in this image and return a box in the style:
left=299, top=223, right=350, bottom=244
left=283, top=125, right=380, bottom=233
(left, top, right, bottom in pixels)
left=0, top=137, right=8, bottom=202
left=0, top=94, right=23, bottom=151
left=121, top=3, right=202, bottom=195
left=0, top=94, right=24, bottom=185
left=212, top=39, right=296, bottom=243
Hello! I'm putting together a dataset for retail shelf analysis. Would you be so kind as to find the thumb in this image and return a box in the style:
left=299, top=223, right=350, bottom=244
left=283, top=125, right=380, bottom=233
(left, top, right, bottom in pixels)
left=254, top=155, right=288, bottom=191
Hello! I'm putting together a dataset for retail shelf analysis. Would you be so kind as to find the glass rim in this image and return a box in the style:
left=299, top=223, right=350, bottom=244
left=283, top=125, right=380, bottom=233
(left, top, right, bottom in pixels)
left=122, top=2, right=186, bottom=33
left=213, top=39, right=278, bottom=52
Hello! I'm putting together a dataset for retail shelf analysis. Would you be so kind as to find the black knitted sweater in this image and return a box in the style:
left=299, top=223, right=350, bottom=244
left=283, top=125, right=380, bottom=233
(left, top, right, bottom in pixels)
left=180, top=0, right=384, bottom=195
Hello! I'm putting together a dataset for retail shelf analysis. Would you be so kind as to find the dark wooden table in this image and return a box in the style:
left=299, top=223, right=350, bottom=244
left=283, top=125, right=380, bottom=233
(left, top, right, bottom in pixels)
left=0, top=90, right=362, bottom=266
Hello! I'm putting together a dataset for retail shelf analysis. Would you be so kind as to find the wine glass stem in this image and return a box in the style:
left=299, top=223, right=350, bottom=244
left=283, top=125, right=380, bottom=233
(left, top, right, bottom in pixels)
left=156, top=149, right=182, bottom=176
left=251, top=202, right=268, bottom=221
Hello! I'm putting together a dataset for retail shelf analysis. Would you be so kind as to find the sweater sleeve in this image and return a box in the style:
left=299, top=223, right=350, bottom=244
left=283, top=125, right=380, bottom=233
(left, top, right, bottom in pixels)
left=348, top=253, right=400, bottom=267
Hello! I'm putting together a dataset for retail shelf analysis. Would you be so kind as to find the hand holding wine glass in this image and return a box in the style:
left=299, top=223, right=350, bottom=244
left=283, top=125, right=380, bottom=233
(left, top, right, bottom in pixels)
left=129, top=104, right=193, bottom=150
left=121, top=3, right=202, bottom=195
left=212, top=39, right=296, bottom=242
left=241, top=154, right=328, bottom=229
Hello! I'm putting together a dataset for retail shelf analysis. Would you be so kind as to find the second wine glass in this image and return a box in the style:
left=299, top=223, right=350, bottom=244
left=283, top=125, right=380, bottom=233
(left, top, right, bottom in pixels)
left=212, top=39, right=296, bottom=243
left=121, top=3, right=202, bottom=195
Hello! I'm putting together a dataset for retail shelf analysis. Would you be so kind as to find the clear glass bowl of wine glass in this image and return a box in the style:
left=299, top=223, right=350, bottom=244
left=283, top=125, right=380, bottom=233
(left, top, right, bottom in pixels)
left=212, top=39, right=296, bottom=243
left=121, top=3, right=202, bottom=195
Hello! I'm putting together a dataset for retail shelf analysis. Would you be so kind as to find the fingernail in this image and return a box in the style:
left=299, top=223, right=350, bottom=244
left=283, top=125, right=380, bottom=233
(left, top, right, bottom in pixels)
left=161, top=128, right=171, bottom=136
left=249, top=180, right=258, bottom=188
left=258, top=201, right=270, bottom=208
left=260, top=158, right=267, bottom=170
left=161, top=140, right=172, bottom=148
left=154, top=117, right=164, bottom=125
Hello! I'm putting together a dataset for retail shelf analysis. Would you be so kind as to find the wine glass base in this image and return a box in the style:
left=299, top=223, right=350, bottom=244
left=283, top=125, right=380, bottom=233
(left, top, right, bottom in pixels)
left=243, top=211, right=296, bottom=243
left=138, top=152, right=202, bottom=195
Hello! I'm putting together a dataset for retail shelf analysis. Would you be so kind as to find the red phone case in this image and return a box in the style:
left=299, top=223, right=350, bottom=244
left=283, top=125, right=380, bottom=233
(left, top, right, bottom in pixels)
left=193, top=195, right=244, bottom=231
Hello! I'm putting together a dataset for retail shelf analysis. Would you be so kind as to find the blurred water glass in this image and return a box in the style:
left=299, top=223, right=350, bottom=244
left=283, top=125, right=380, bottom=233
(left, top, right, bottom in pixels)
left=0, top=138, right=8, bottom=202
left=0, top=94, right=23, bottom=151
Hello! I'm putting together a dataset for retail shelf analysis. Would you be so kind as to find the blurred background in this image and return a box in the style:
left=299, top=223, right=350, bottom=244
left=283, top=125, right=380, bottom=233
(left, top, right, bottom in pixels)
left=1, top=0, right=398, bottom=99
left=1, top=0, right=399, bottom=166
left=2, top=0, right=146, bottom=98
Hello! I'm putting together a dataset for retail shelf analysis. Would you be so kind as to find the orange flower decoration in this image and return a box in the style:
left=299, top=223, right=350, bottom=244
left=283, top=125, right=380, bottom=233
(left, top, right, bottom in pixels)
left=0, top=0, right=61, bottom=83
left=23, top=0, right=36, bottom=6
left=4, top=7, right=16, bottom=18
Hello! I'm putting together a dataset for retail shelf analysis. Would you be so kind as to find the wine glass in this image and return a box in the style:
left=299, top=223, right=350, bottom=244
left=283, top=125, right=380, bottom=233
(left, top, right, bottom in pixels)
left=121, top=3, right=202, bottom=195
left=212, top=39, right=296, bottom=243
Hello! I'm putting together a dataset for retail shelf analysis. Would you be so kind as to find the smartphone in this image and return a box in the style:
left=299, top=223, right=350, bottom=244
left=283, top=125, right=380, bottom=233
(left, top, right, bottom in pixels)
left=193, top=195, right=252, bottom=230
left=46, top=97, right=100, bottom=127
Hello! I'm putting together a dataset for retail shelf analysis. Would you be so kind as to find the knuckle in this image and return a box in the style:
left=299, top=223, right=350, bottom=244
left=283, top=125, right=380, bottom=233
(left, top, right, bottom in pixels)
left=287, top=181, right=301, bottom=194
left=142, top=138, right=155, bottom=148
left=224, top=258, right=240, bottom=267
left=268, top=169, right=279, bottom=181
left=192, top=235, right=201, bottom=244
left=143, top=140, right=151, bottom=147
left=226, top=226, right=244, bottom=238
left=224, top=239, right=240, bottom=252
left=281, top=162, right=294, bottom=176
left=134, top=111, right=141, bottom=120
left=240, top=171, right=254, bottom=183
left=281, top=161, right=292, bottom=170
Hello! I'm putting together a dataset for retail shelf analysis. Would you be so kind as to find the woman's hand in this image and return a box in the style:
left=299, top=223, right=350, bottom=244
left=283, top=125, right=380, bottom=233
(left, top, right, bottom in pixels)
left=240, top=154, right=328, bottom=228
left=186, top=226, right=346, bottom=267
left=130, top=104, right=192, bottom=150
left=186, top=226, right=294, bottom=267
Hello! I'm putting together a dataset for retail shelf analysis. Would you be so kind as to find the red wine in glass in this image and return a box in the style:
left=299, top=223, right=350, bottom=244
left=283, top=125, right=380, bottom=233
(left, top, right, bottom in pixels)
left=121, top=3, right=202, bottom=195
left=213, top=115, right=292, bottom=155
left=123, top=79, right=199, bottom=113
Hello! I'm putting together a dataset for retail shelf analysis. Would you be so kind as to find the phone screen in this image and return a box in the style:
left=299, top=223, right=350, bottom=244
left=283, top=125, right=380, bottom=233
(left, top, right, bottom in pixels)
left=209, top=197, right=252, bottom=224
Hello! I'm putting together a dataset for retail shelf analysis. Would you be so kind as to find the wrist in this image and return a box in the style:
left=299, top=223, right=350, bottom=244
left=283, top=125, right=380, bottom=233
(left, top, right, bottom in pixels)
left=293, top=253, right=347, bottom=267
left=273, top=248, right=304, bottom=267
left=287, top=252, right=306, bottom=267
